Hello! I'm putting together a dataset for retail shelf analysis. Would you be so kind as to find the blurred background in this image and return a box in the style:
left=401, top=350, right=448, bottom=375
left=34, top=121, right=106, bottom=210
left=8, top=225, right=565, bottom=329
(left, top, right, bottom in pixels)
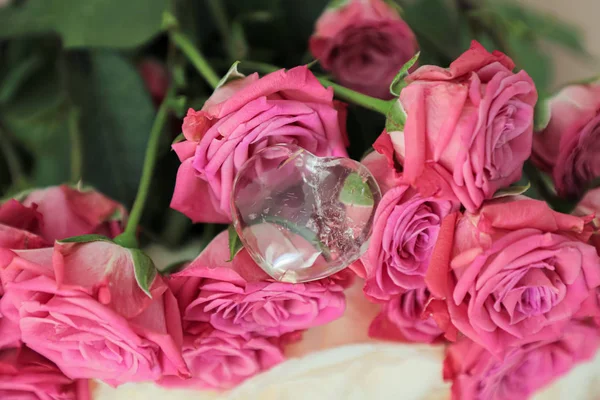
left=0, top=0, right=597, bottom=248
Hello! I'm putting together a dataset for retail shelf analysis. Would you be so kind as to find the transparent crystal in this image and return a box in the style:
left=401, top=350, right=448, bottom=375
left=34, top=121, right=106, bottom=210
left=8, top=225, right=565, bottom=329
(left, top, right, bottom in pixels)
left=231, top=144, right=382, bottom=283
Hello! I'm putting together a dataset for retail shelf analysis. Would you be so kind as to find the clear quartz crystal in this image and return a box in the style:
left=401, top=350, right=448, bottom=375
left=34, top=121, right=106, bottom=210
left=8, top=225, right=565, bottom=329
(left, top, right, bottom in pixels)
left=231, top=144, right=381, bottom=283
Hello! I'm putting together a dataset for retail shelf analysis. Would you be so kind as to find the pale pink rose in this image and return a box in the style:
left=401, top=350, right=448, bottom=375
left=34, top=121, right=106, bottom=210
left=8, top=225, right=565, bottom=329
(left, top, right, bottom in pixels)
left=0, top=241, right=189, bottom=386
left=360, top=150, right=458, bottom=300
left=0, top=346, right=90, bottom=400
left=426, top=197, right=600, bottom=355
left=170, top=66, right=348, bottom=223
left=160, top=328, right=284, bottom=390
left=369, top=288, right=443, bottom=344
left=309, top=0, right=418, bottom=99
left=19, top=185, right=126, bottom=242
left=532, top=83, right=600, bottom=198
left=389, top=41, right=537, bottom=211
left=444, top=321, right=600, bottom=400
left=169, top=231, right=346, bottom=337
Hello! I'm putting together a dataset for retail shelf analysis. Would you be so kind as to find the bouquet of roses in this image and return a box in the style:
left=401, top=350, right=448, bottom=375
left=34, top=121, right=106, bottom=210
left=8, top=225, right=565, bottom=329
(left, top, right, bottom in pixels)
left=0, top=0, right=598, bottom=399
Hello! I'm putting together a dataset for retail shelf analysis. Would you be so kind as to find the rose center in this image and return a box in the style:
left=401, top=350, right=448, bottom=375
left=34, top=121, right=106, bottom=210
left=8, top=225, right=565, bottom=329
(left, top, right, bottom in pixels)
left=517, top=286, right=558, bottom=316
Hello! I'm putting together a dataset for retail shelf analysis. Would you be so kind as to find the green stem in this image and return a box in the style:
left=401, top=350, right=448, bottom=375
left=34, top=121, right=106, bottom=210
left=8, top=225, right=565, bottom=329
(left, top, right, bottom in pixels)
left=68, top=107, right=83, bottom=182
left=241, top=60, right=393, bottom=115
left=207, top=0, right=232, bottom=56
left=116, top=88, right=175, bottom=248
left=0, top=125, right=26, bottom=186
left=170, top=30, right=220, bottom=89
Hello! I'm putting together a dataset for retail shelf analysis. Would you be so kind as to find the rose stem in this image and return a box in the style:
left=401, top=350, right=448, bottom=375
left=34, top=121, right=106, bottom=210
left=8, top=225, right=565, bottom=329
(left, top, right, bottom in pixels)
left=169, top=29, right=220, bottom=89
left=240, top=60, right=394, bottom=115
left=68, top=107, right=83, bottom=183
left=115, top=87, right=176, bottom=248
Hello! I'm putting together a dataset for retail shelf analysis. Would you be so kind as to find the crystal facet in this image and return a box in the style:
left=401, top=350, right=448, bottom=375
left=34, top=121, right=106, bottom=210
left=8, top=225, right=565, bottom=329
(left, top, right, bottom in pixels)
left=231, top=144, right=382, bottom=283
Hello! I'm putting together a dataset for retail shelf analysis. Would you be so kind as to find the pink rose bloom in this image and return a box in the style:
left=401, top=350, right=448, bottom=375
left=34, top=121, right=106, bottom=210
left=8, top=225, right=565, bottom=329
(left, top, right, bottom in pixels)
left=574, top=186, right=600, bottom=253
left=169, top=231, right=346, bottom=337
left=19, top=185, right=126, bottom=242
left=170, top=66, right=348, bottom=223
left=160, top=328, right=284, bottom=390
left=0, top=200, right=48, bottom=251
left=360, top=150, right=458, bottom=300
left=444, top=321, right=600, bottom=400
left=309, top=0, right=418, bottom=99
left=0, top=346, right=90, bottom=400
left=0, top=240, right=189, bottom=386
left=369, top=288, right=443, bottom=344
left=138, top=58, right=169, bottom=106
left=532, top=83, right=600, bottom=198
left=426, top=197, right=600, bottom=355
left=388, top=41, right=537, bottom=211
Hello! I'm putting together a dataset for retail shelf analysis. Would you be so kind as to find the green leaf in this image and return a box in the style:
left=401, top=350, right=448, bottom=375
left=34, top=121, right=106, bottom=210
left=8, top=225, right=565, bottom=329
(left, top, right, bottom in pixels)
left=385, top=101, right=406, bottom=133
left=0, top=0, right=168, bottom=48
left=217, top=61, right=246, bottom=89
left=172, top=133, right=186, bottom=144
left=493, top=182, right=531, bottom=198
left=326, top=0, right=350, bottom=10
left=129, top=248, right=158, bottom=297
left=534, top=94, right=551, bottom=132
left=58, top=234, right=113, bottom=244
left=339, top=172, right=374, bottom=206
left=67, top=51, right=155, bottom=205
left=389, top=52, right=420, bottom=96
left=227, top=224, right=244, bottom=262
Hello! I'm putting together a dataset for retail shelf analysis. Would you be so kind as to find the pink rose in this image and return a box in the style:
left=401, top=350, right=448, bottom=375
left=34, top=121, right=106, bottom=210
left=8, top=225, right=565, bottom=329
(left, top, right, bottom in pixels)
left=169, top=231, right=346, bottom=337
left=0, top=346, right=90, bottom=400
left=19, top=185, right=126, bottom=242
left=444, top=321, right=600, bottom=400
left=170, top=66, right=348, bottom=223
left=0, top=200, right=48, bottom=251
left=388, top=41, right=537, bottom=211
left=369, top=288, right=443, bottom=344
left=574, top=186, right=600, bottom=253
left=138, top=58, right=170, bottom=106
left=309, top=0, right=418, bottom=99
left=160, top=328, right=284, bottom=390
left=532, top=83, right=600, bottom=198
left=426, top=198, right=600, bottom=355
left=0, top=240, right=189, bottom=386
left=360, top=151, right=458, bottom=300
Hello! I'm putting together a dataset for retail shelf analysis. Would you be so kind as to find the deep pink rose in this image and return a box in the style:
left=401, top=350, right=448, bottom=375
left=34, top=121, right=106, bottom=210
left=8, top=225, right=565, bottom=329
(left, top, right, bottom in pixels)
left=18, top=185, right=126, bottom=242
left=0, top=346, right=90, bottom=400
left=388, top=41, right=537, bottom=211
left=369, top=288, right=443, bottom=344
left=138, top=58, right=169, bottom=106
left=160, top=328, right=284, bottom=390
left=0, top=240, right=189, bottom=386
left=309, top=0, right=418, bottom=99
left=574, top=186, right=600, bottom=254
left=0, top=200, right=48, bottom=252
left=532, top=83, right=600, bottom=198
left=444, top=321, right=600, bottom=400
left=170, top=66, right=349, bottom=223
left=426, top=198, right=600, bottom=355
left=169, top=230, right=346, bottom=337
left=360, top=151, right=458, bottom=300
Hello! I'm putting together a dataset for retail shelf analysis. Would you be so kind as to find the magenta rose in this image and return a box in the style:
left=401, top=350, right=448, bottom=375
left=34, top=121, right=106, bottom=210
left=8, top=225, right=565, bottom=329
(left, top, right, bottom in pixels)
left=444, top=321, right=600, bottom=400
left=426, top=197, right=600, bottom=355
left=169, top=230, right=345, bottom=337
left=0, top=240, right=189, bottom=386
left=170, top=66, right=348, bottom=223
left=0, top=200, right=47, bottom=250
left=532, top=83, right=600, bottom=198
left=0, top=346, right=90, bottom=400
left=138, top=58, right=169, bottom=106
left=309, top=0, right=418, bottom=99
left=369, top=288, right=443, bottom=344
left=387, top=41, right=537, bottom=211
left=360, top=151, right=458, bottom=300
left=160, top=328, right=284, bottom=390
